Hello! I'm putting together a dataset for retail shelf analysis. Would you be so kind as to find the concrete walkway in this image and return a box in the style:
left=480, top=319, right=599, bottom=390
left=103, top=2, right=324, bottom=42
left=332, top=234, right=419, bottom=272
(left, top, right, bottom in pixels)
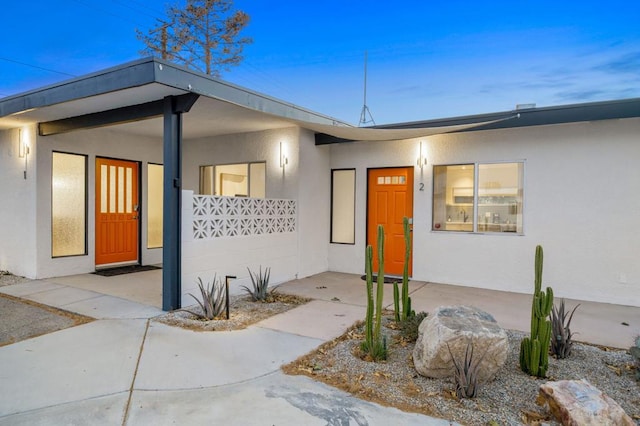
left=1, top=271, right=638, bottom=425
left=0, top=273, right=452, bottom=426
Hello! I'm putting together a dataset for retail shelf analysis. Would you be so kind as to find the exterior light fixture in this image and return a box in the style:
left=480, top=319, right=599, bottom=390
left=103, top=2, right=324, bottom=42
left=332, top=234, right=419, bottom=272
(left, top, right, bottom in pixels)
left=417, top=141, right=427, bottom=169
left=19, top=128, right=30, bottom=179
left=18, top=128, right=26, bottom=158
left=279, top=142, right=288, bottom=169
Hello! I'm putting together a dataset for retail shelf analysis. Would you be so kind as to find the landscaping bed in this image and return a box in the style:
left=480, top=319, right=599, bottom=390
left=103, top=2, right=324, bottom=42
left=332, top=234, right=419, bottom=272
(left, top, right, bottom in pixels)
left=283, top=315, right=640, bottom=425
left=154, top=291, right=310, bottom=331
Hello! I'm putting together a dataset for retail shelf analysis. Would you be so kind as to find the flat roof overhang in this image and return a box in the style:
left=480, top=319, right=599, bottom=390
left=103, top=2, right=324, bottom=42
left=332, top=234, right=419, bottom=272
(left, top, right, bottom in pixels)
left=0, top=57, right=353, bottom=139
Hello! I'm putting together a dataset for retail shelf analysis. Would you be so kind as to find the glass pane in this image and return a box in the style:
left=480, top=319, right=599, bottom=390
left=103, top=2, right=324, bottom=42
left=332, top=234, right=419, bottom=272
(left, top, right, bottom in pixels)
left=147, top=164, right=163, bottom=248
left=432, top=164, right=474, bottom=231
left=477, top=163, right=524, bottom=233
left=117, top=167, right=125, bottom=213
left=199, top=165, right=214, bottom=195
left=109, top=165, right=116, bottom=213
left=216, top=164, right=248, bottom=197
left=100, top=164, right=107, bottom=213
left=331, top=169, right=356, bottom=244
left=249, top=162, right=266, bottom=198
left=52, top=153, right=86, bottom=257
left=126, top=167, right=133, bottom=213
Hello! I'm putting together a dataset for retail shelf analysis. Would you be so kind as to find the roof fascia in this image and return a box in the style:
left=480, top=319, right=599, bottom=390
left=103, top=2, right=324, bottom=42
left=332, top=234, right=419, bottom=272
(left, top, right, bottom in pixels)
left=0, top=58, right=158, bottom=118
left=373, top=98, right=640, bottom=133
left=151, top=59, right=351, bottom=127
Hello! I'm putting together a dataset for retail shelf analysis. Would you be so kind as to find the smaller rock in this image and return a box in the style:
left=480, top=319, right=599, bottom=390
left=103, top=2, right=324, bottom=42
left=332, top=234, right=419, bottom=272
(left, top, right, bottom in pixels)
left=412, top=305, right=508, bottom=382
left=538, top=379, right=634, bottom=426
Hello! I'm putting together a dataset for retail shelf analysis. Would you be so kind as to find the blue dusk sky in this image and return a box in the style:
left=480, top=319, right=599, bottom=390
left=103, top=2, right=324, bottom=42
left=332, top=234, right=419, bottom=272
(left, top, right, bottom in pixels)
left=1, top=0, right=639, bottom=125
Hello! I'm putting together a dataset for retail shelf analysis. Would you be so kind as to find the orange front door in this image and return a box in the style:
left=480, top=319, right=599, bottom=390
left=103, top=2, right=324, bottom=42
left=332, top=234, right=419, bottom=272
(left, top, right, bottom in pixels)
left=367, top=167, right=414, bottom=276
left=95, top=158, right=139, bottom=266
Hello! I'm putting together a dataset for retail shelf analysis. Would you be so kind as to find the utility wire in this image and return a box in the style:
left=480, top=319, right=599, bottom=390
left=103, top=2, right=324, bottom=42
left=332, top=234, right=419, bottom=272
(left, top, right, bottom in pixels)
left=0, top=57, right=76, bottom=77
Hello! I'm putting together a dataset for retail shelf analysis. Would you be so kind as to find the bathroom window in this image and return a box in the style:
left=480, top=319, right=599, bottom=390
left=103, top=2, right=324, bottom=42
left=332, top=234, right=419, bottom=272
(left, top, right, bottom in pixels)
left=52, top=152, right=87, bottom=257
left=199, top=162, right=266, bottom=198
left=330, top=169, right=356, bottom=244
left=432, top=162, right=524, bottom=233
left=147, top=163, right=163, bottom=249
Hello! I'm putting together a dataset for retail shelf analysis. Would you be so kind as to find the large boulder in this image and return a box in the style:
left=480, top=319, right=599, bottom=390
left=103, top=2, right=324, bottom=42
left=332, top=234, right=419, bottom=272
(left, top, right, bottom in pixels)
left=538, top=379, right=634, bottom=425
left=412, top=305, right=508, bottom=382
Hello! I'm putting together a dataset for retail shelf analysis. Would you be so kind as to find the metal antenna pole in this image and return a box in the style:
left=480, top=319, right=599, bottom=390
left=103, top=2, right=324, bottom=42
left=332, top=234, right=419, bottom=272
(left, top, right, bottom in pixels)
left=359, top=51, right=375, bottom=126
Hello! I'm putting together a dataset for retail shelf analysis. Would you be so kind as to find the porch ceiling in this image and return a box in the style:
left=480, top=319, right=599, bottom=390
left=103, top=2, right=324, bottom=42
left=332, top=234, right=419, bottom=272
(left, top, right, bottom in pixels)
left=0, top=82, right=307, bottom=139
left=0, top=57, right=345, bottom=139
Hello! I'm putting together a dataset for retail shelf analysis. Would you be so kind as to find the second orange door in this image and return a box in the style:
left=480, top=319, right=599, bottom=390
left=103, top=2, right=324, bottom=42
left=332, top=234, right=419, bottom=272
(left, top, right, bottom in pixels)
left=367, top=167, right=414, bottom=276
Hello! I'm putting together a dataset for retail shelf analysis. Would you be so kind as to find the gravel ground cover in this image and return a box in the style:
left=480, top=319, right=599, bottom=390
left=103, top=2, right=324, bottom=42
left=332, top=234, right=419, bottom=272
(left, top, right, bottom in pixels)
left=283, top=315, right=640, bottom=425
left=154, top=291, right=310, bottom=331
left=0, top=271, right=30, bottom=287
left=0, top=272, right=93, bottom=346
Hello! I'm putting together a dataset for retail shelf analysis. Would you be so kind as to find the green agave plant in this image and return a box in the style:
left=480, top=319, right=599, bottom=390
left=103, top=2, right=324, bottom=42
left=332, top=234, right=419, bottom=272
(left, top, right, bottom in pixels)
left=242, top=266, right=271, bottom=301
left=447, top=340, right=488, bottom=399
left=183, top=276, right=226, bottom=320
left=550, top=299, right=580, bottom=359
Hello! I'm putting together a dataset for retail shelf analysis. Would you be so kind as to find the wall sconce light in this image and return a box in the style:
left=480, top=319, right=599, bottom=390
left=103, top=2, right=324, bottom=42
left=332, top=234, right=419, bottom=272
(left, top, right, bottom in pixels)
left=18, top=128, right=30, bottom=179
left=279, top=141, right=288, bottom=169
left=18, top=128, right=26, bottom=158
left=417, top=141, right=427, bottom=169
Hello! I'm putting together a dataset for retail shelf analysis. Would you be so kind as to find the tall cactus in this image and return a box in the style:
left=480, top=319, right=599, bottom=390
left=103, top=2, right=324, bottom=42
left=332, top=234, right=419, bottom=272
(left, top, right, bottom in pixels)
left=401, top=216, right=415, bottom=321
left=519, top=245, right=554, bottom=377
left=394, top=216, right=416, bottom=322
left=362, top=225, right=387, bottom=361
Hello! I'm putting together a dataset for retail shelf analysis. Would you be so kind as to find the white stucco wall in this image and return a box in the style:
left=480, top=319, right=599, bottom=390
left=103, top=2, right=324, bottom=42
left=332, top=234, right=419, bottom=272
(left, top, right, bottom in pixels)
left=34, top=127, right=164, bottom=278
left=182, top=127, right=300, bottom=200
left=0, top=126, right=38, bottom=277
left=296, top=128, right=331, bottom=278
left=14, top=123, right=302, bottom=279
left=180, top=190, right=298, bottom=302
left=327, top=118, right=640, bottom=307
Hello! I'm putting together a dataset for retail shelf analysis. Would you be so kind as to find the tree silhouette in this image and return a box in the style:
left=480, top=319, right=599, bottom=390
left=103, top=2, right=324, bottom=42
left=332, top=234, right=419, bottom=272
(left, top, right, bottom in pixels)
left=137, top=0, right=251, bottom=77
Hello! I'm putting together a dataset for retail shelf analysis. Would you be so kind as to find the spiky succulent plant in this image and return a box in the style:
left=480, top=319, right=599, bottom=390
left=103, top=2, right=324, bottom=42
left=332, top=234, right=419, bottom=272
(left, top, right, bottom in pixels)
left=183, top=276, right=226, bottom=320
left=242, top=266, right=271, bottom=301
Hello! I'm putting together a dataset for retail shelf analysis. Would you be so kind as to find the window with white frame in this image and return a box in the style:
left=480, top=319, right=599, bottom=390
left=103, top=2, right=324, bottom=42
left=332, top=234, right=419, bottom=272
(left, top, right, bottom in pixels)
left=432, top=162, right=524, bottom=233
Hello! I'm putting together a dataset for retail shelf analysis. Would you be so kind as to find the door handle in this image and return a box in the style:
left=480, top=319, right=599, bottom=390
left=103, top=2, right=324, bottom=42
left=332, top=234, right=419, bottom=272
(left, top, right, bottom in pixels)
left=133, top=216, right=139, bottom=220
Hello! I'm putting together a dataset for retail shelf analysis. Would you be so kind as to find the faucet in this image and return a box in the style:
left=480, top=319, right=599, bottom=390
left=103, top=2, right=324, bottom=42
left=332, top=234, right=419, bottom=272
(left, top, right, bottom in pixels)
left=460, top=209, right=469, bottom=223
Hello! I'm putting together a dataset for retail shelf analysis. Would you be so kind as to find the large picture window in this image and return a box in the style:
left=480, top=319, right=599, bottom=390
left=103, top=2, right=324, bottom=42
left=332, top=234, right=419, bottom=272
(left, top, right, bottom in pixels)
left=199, top=162, right=266, bottom=198
left=52, top=152, right=87, bottom=257
left=433, top=162, right=524, bottom=233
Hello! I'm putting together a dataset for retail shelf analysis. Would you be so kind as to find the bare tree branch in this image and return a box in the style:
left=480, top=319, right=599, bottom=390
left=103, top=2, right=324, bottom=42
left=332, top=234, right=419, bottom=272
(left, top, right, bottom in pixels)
left=136, top=0, right=252, bottom=77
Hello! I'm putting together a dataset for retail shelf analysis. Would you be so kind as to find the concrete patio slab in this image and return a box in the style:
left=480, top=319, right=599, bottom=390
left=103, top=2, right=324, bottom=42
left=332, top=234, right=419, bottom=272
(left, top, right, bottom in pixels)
left=134, top=322, right=323, bottom=390
left=0, top=280, right=65, bottom=298
left=21, top=285, right=103, bottom=307
left=0, top=393, right=128, bottom=426
left=0, top=319, right=147, bottom=417
left=50, top=270, right=162, bottom=308
left=277, top=271, right=428, bottom=308
left=408, top=282, right=640, bottom=349
left=61, top=294, right=163, bottom=319
left=278, top=272, right=640, bottom=349
left=257, top=299, right=366, bottom=341
left=127, top=372, right=456, bottom=426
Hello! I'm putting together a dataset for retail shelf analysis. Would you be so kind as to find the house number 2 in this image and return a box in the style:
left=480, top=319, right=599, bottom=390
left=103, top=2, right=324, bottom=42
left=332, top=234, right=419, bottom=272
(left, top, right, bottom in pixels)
left=419, top=183, right=425, bottom=191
